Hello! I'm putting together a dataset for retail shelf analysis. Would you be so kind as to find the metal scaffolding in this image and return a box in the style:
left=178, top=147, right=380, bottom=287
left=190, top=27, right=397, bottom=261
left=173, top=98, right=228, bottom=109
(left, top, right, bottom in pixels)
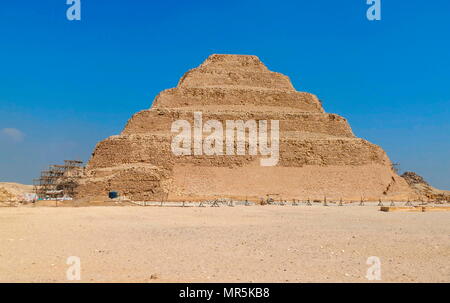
left=33, top=160, right=83, bottom=199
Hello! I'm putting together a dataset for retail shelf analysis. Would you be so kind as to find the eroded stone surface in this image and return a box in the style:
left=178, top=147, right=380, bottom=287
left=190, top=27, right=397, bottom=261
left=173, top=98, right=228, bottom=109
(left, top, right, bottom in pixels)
left=77, top=54, right=414, bottom=201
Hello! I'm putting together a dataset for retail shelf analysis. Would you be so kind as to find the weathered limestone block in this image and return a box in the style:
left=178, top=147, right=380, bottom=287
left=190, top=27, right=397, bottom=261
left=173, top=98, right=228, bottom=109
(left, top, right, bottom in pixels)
left=177, top=54, right=295, bottom=91
left=153, top=87, right=323, bottom=112
left=123, top=109, right=353, bottom=137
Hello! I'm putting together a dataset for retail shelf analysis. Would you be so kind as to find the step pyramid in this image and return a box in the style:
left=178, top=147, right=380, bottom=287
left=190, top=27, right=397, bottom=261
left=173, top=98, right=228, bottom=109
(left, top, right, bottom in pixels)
left=77, top=54, right=414, bottom=201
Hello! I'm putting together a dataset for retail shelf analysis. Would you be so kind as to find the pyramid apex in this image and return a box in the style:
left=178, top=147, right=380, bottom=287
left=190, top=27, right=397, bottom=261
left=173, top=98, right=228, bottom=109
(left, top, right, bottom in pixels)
left=178, top=54, right=294, bottom=90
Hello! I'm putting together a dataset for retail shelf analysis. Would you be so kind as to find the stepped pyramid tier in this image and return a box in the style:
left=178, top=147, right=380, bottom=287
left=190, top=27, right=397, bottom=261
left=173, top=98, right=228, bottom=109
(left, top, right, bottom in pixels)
left=77, top=54, right=414, bottom=201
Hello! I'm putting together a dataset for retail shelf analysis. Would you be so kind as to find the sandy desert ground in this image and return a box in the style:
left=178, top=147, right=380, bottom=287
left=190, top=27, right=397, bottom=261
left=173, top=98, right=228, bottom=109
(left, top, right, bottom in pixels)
left=0, top=204, right=449, bottom=283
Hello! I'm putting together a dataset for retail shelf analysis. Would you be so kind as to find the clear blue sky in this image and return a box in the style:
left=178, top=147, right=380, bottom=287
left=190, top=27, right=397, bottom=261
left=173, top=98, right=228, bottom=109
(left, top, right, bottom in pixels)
left=1, top=1, right=449, bottom=189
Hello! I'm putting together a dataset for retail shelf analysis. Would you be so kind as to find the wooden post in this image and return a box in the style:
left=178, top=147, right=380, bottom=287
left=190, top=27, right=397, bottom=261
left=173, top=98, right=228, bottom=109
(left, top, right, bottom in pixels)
left=378, top=198, right=383, bottom=206
left=405, top=198, right=412, bottom=206
left=359, top=196, right=364, bottom=206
